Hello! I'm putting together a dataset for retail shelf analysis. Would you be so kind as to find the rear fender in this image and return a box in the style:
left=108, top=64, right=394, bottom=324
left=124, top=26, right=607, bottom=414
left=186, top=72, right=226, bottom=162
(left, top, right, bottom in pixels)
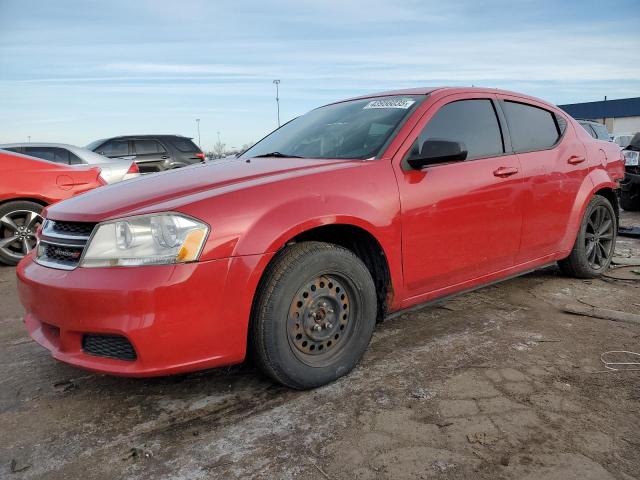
left=558, top=170, right=617, bottom=254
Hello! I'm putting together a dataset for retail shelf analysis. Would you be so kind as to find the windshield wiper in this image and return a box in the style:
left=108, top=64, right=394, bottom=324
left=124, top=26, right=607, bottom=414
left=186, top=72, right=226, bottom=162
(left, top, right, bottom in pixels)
left=251, top=151, right=304, bottom=158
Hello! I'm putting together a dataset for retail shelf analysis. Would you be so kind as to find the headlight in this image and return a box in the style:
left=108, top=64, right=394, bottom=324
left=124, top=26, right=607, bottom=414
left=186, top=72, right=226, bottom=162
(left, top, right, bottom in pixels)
left=81, top=213, right=208, bottom=267
left=624, top=150, right=639, bottom=166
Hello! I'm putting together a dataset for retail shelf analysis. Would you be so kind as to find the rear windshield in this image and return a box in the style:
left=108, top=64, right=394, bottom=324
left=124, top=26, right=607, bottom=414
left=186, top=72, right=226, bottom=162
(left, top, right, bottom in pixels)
left=241, top=96, right=423, bottom=160
left=170, top=137, right=200, bottom=152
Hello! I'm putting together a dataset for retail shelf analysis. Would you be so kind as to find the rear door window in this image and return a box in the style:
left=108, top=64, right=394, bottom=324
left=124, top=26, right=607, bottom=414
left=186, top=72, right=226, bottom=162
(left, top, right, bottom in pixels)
left=502, top=101, right=561, bottom=152
left=413, top=99, right=504, bottom=161
left=23, top=147, right=70, bottom=164
left=99, top=140, right=129, bottom=157
left=133, top=140, right=166, bottom=155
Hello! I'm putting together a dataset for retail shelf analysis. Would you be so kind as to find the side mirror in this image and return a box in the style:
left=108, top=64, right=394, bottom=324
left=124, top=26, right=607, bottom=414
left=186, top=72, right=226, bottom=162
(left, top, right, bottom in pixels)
left=407, top=139, right=468, bottom=169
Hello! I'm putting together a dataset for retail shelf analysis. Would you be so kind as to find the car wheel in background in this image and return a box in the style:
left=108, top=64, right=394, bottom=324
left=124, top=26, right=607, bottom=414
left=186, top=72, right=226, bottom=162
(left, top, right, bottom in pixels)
left=558, top=195, right=617, bottom=278
left=250, top=241, right=377, bottom=389
left=0, top=201, right=44, bottom=266
left=620, top=189, right=640, bottom=211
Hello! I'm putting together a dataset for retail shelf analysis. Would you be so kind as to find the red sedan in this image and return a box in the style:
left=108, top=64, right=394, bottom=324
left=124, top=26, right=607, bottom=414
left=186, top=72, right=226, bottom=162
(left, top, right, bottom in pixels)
left=1, top=150, right=105, bottom=265
left=16, top=87, right=624, bottom=388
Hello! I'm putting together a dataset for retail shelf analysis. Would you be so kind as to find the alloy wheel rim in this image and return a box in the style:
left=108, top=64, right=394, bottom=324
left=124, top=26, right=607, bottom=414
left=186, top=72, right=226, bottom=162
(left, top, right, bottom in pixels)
left=287, top=274, right=355, bottom=366
left=0, top=210, right=42, bottom=260
left=585, top=205, right=614, bottom=269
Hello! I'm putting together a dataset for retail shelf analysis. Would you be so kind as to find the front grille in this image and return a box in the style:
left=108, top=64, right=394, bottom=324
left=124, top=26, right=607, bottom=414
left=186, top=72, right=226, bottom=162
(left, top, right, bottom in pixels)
left=40, top=243, right=84, bottom=266
left=51, top=221, right=96, bottom=237
left=36, top=220, right=97, bottom=270
left=82, top=334, right=137, bottom=361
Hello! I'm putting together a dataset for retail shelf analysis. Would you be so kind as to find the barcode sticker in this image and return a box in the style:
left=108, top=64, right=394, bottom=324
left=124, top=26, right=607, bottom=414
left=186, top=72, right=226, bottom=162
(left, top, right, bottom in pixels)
left=363, top=98, right=416, bottom=110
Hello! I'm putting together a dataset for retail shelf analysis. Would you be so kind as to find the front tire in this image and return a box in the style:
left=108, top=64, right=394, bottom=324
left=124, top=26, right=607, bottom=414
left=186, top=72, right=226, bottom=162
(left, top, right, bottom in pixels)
left=250, top=241, right=377, bottom=389
left=0, top=201, right=43, bottom=266
left=558, top=195, right=617, bottom=278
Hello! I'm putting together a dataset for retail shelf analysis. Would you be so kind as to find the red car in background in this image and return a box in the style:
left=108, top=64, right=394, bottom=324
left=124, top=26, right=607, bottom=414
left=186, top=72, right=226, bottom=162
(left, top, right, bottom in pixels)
left=0, top=149, right=105, bottom=265
left=16, top=87, right=624, bottom=389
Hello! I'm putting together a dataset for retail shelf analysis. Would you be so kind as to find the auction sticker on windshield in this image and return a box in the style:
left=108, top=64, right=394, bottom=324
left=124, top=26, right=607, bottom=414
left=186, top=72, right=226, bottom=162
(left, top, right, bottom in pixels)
left=363, top=98, right=416, bottom=109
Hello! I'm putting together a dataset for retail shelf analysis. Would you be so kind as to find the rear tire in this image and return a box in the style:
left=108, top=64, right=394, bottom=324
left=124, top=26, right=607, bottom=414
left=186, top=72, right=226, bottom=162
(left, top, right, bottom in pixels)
left=0, top=201, right=43, bottom=266
left=250, top=241, right=377, bottom=389
left=558, top=195, right=617, bottom=278
left=620, top=189, right=640, bottom=211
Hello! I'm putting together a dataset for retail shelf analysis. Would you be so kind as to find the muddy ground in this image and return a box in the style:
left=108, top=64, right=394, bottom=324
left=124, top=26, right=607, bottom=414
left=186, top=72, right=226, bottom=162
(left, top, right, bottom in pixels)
left=1, top=212, right=639, bottom=480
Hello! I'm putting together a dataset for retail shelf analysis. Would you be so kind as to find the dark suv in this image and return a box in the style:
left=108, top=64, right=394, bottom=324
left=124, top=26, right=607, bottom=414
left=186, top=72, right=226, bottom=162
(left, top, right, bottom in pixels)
left=87, top=135, right=205, bottom=173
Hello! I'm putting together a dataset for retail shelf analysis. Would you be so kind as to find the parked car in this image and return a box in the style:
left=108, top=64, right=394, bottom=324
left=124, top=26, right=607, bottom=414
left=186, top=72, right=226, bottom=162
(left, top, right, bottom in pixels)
left=17, top=87, right=624, bottom=388
left=0, top=149, right=105, bottom=265
left=86, top=135, right=205, bottom=173
left=612, top=133, right=635, bottom=149
left=620, top=132, right=640, bottom=211
left=0, top=143, right=139, bottom=184
left=577, top=120, right=611, bottom=141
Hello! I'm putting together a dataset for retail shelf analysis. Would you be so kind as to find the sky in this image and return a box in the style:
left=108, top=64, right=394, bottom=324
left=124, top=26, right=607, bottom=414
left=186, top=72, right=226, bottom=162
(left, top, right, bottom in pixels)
left=0, top=0, right=639, bottom=151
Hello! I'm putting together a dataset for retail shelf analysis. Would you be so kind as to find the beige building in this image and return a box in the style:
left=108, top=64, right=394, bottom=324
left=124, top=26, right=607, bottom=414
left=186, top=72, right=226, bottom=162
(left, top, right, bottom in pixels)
left=559, top=97, right=640, bottom=135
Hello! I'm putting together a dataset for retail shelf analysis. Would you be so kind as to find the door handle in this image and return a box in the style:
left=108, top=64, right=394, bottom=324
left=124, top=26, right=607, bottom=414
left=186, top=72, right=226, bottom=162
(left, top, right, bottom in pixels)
left=568, top=155, right=586, bottom=165
left=493, top=166, right=519, bottom=178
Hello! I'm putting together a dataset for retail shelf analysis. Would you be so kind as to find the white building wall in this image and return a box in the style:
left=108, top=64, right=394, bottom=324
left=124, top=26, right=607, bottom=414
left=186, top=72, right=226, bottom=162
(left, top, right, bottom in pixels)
left=609, top=116, right=640, bottom=135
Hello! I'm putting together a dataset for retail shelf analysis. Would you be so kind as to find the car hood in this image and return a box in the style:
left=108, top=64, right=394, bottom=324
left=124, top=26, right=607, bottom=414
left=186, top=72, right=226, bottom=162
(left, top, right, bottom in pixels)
left=46, top=156, right=359, bottom=222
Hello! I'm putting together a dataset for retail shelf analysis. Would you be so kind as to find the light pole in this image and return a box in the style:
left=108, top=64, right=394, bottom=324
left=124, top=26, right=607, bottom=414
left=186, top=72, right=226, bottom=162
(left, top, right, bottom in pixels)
left=195, top=118, right=201, bottom=147
left=27, top=135, right=31, bottom=143
left=273, top=79, right=281, bottom=127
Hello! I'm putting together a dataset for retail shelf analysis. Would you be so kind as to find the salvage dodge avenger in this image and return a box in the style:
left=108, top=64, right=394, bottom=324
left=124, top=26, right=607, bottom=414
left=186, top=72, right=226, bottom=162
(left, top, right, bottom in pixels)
left=17, top=87, right=624, bottom=389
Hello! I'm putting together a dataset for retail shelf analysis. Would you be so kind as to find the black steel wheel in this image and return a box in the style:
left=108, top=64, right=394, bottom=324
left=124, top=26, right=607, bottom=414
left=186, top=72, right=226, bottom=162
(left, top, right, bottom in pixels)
left=558, top=195, right=617, bottom=278
left=287, top=274, right=355, bottom=367
left=0, top=201, right=43, bottom=266
left=250, top=241, right=377, bottom=389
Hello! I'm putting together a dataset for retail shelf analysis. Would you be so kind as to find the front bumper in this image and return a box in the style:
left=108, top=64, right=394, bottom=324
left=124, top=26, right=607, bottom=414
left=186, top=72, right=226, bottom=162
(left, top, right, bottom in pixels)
left=16, top=253, right=270, bottom=376
left=621, top=169, right=640, bottom=191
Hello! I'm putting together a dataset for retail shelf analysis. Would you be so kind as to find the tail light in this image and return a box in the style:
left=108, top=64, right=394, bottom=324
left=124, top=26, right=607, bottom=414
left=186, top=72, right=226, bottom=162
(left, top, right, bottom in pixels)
left=127, top=162, right=140, bottom=174
left=196, top=152, right=206, bottom=161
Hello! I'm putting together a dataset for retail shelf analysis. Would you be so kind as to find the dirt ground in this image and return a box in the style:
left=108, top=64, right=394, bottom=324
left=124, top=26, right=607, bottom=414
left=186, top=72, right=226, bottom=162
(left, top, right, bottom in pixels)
left=1, top=212, right=639, bottom=480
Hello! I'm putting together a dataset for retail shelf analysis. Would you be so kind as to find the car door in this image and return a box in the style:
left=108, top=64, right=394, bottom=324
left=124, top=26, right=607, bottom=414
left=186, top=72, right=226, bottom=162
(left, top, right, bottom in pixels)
left=498, top=96, right=589, bottom=263
left=132, top=139, right=170, bottom=166
left=393, top=94, right=524, bottom=299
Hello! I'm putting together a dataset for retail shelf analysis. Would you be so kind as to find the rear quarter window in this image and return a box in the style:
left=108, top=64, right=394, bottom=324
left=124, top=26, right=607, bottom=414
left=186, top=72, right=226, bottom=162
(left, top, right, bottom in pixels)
left=503, top=101, right=561, bottom=153
left=170, top=137, right=200, bottom=152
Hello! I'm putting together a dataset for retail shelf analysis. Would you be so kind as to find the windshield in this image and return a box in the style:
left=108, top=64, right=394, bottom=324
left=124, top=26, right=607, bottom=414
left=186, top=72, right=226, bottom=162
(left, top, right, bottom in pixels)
left=615, top=135, right=633, bottom=148
left=242, top=96, right=423, bottom=160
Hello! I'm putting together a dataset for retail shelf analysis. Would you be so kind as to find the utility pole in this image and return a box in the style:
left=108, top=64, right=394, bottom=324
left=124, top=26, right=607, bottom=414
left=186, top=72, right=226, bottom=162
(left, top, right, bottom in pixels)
left=27, top=136, right=31, bottom=143
left=273, top=79, right=281, bottom=127
left=195, top=118, right=201, bottom=147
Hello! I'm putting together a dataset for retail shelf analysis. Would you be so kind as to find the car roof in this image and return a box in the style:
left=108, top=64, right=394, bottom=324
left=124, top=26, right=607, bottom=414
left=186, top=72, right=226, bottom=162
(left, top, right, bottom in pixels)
left=332, top=86, right=558, bottom=110
left=0, top=142, right=79, bottom=148
left=103, top=135, right=194, bottom=140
